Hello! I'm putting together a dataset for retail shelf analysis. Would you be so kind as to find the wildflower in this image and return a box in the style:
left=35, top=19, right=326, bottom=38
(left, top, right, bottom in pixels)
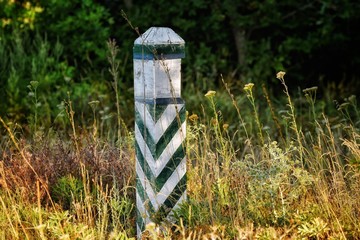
left=302, top=86, right=318, bottom=93
left=30, top=81, right=39, bottom=88
left=243, top=83, right=254, bottom=91
left=23, top=18, right=30, bottom=24
left=34, top=6, right=44, bottom=13
left=24, top=1, right=31, bottom=9
left=276, top=71, right=286, bottom=80
left=2, top=19, right=11, bottom=27
left=145, top=222, right=157, bottom=231
left=205, top=90, right=216, bottom=98
left=223, top=123, right=229, bottom=131
left=211, top=118, right=218, bottom=126
left=189, top=113, right=199, bottom=122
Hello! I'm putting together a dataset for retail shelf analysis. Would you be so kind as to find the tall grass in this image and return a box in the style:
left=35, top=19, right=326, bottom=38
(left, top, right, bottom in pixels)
left=172, top=73, right=360, bottom=239
left=0, top=33, right=359, bottom=239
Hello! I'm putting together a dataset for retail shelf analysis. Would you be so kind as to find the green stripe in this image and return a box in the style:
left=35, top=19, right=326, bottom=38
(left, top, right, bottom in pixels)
left=135, top=105, right=186, bottom=160
left=133, top=44, right=185, bottom=58
left=136, top=209, right=145, bottom=232
left=135, top=108, right=156, bottom=159
left=155, top=175, right=187, bottom=219
left=156, top=106, right=186, bottom=158
left=163, top=174, right=186, bottom=209
left=145, top=104, right=168, bottom=123
left=136, top=142, right=185, bottom=192
left=155, top=144, right=185, bottom=191
left=136, top=170, right=187, bottom=223
left=136, top=174, right=155, bottom=213
left=135, top=141, right=155, bottom=187
left=135, top=98, right=184, bottom=105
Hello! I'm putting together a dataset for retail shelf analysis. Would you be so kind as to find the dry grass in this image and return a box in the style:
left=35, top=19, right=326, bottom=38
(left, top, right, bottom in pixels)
left=0, top=71, right=360, bottom=239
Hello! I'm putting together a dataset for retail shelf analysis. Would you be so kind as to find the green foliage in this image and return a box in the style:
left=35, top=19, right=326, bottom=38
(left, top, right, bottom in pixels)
left=112, top=0, right=360, bottom=90
left=1, top=31, right=67, bottom=121
left=38, top=0, right=113, bottom=68
left=51, top=175, right=84, bottom=210
left=1, top=1, right=360, bottom=238
left=0, top=31, right=121, bottom=136
left=46, top=211, right=97, bottom=239
left=0, top=0, right=43, bottom=30
left=298, top=217, right=330, bottom=239
left=172, top=199, right=211, bottom=228
left=1, top=76, right=360, bottom=238
left=240, top=141, right=314, bottom=226
left=255, top=227, right=278, bottom=240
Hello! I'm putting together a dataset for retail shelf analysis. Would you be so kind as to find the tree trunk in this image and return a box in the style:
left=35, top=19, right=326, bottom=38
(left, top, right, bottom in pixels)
left=232, top=26, right=246, bottom=68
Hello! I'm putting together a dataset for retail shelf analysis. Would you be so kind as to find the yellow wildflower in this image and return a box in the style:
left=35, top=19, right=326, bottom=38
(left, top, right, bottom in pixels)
left=276, top=71, right=286, bottom=80
left=302, top=86, right=318, bottom=93
left=2, top=18, right=12, bottom=27
left=205, top=90, right=216, bottom=98
left=211, top=118, right=218, bottom=126
left=189, top=113, right=199, bottom=122
left=24, top=1, right=31, bottom=9
left=23, top=18, right=30, bottom=24
left=34, top=6, right=44, bottom=13
left=243, top=83, right=254, bottom=91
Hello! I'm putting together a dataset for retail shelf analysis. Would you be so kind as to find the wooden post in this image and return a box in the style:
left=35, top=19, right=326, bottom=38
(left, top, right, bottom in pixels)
left=133, top=27, right=186, bottom=237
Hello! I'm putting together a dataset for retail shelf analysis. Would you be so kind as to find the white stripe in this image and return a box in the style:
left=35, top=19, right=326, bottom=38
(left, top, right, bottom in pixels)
left=167, top=190, right=187, bottom=220
left=135, top=124, right=156, bottom=174
left=156, top=156, right=186, bottom=206
left=136, top=224, right=142, bottom=239
left=136, top=157, right=186, bottom=210
left=173, top=190, right=187, bottom=211
left=136, top=191, right=150, bottom=224
left=136, top=159, right=159, bottom=210
left=155, top=121, right=186, bottom=175
left=135, top=102, right=184, bottom=143
left=136, top=120, right=186, bottom=177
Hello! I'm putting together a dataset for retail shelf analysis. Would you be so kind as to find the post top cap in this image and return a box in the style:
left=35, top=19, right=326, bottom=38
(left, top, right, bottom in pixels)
left=134, top=27, right=184, bottom=45
left=133, top=27, right=185, bottom=59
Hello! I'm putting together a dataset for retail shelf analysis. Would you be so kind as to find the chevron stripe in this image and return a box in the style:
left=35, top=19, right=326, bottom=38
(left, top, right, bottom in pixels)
left=136, top=100, right=187, bottom=235
left=136, top=156, right=186, bottom=210
left=135, top=102, right=185, bottom=143
left=135, top=104, right=186, bottom=177
left=136, top=142, right=185, bottom=193
left=136, top=170, right=187, bottom=222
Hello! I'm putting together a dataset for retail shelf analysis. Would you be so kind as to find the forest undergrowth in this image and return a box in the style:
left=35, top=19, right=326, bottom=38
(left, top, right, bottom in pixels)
left=0, top=40, right=360, bottom=239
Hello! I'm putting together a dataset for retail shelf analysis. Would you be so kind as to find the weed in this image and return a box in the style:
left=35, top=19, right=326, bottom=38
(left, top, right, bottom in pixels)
left=1, top=36, right=360, bottom=238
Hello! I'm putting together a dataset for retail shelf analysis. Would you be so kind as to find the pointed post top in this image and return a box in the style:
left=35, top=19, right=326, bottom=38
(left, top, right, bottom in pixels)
left=134, top=27, right=185, bottom=45
left=133, top=27, right=185, bottom=60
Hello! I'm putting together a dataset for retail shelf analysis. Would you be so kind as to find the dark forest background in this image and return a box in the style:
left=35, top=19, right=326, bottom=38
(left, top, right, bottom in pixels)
left=1, top=0, right=360, bottom=128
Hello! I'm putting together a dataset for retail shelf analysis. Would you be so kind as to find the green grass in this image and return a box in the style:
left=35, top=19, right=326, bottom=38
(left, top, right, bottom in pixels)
left=0, top=37, right=360, bottom=239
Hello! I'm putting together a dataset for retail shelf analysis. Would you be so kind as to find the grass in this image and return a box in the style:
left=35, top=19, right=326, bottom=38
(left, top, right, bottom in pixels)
left=1, top=37, right=360, bottom=239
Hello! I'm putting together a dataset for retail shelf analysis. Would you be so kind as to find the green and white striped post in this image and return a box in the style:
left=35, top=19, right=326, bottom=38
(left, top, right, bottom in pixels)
left=133, top=27, right=186, bottom=237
